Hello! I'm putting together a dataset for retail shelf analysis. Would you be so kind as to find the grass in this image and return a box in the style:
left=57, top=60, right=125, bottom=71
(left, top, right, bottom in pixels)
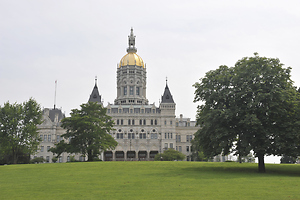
left=0, top=161, right=300, bottom=200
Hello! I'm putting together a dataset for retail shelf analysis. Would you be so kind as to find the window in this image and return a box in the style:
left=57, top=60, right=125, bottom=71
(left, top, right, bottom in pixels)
left=151, top=119, right=153, bottom=125
left=170, top=121, right=173, bottom=125
left=153, top=109, right=155, bottom=114
left=179, top=146, right=182, bottom=152
left=59, top=157, right=62, bottom=163
left=141, top=109, right=144, bottom=113
left=128, top=119, right=131, bottom=125
left=186, top=146, right=190, bottom=152
left=165, top=133, right=167, bottom=139
left=130, top=109, right=133, bottom=113
left=187, top=135, right=193, bottom=142
left=128, top=133, right=135, bottom=139
left=107, top=109, right=110, bottom=113
left=140, top=119, right=142, bottom=125
left=151, top=133, right=154, bottom=139
left=47, top=146, right=50, bottom=152
left=41, top=146, right=44, bottom=152
left=130, top=86, right=134, bottom=95
left=56, top=135, right=60, bottom=142
left=132, top=119, right=135, bottom=125
left=117, top=133, right=124, bottom=139
left=176, top=135, right=181, bottom=142
left=143, top=119, right=146, bottom=125
left=67, top=156, right=70, bottom=162
left=124, top=87, right=127, bottom=95
left=121, top=119, right=123, bottom=125
left=164, top=143, right=168, bottom=149
left=44, top=135, right=47, bottom=142
left=117, top=119, right=119, bottom=125
left=48, top=135, right=51, bottom=142
left=139, top=133, right=143, bottom=139
left=164, top=120, right=167, bottom=125
left=168, top=133, right=170, bottom=139
left=170, top=143, right=173, bottom=149
left=170, top=133, right=173, bottom=139
left=119, top=109, right=122, bottom=113
left=143, top=133, right=146, bottom=139
left=155, top=119, right=157, bottom=125
left=154, top=133, right=158, bottom=139
left=136, top=87, right=140, bottom=95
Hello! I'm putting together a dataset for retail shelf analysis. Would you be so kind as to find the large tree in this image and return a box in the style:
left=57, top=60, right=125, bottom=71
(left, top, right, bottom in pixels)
left=50, top=101, right=117, bottom=161
left=193, top=53, right=300, bottom=173
left=0, top=98, right=43, bottom=164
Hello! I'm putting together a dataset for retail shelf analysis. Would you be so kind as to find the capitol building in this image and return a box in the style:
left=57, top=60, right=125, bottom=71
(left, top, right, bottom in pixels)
left=33, top=29, right=202, bottom=162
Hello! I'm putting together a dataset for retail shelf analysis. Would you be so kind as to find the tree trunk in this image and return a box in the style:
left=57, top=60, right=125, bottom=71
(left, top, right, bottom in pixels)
left=257, top=154, right=266, bottom=173
left=87, top=149, right=93, bottom=161
left=238, top=155, right=242, bottom=163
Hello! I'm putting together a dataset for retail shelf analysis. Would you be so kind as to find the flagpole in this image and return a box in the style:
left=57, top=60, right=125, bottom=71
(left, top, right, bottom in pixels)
left=54, top=80, right=57, bottom=109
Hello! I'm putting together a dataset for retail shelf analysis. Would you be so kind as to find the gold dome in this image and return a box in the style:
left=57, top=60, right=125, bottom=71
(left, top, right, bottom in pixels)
left=119, top=52, right=144, bottom=68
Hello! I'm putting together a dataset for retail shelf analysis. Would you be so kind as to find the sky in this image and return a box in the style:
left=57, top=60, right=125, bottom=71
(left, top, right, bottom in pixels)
left=1, top=0, right=300, bottom=163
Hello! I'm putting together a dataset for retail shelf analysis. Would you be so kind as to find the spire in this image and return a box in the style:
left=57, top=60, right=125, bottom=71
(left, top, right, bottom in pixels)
left=161, top=80, right=175, bottom=103
left=127, top=28, right=137, bottom=53
left=88, top=77, right=102, bottom=103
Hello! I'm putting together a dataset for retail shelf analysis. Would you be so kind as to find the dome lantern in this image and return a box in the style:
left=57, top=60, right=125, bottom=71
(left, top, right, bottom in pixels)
left=119, top=28, right=144, bottom=68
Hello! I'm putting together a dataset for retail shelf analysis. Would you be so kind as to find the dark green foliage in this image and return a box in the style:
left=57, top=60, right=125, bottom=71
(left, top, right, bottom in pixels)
left=280, top=155, right=297, bottom=164
left=154, top=148, right=185, bottom=161
left=50, top=102, right=118, bottom=161
left=51, top=157, right=58, bottom=163
left=0, top=98, right=43, bottom=164
left=30, top=157, right=45, bottom=164
left=193, top=53, right=300, bottom=172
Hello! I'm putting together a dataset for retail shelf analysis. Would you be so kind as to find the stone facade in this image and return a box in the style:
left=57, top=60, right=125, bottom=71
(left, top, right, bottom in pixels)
left=33, top=28, right=199, bottom=162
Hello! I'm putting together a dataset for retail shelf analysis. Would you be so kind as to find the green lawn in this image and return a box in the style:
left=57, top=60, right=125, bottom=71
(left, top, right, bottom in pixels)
left=0, top=161, right=299, bottom=200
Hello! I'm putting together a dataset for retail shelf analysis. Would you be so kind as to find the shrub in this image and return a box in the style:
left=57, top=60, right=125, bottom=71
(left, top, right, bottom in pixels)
left=30, top=157, right=45, bottom=164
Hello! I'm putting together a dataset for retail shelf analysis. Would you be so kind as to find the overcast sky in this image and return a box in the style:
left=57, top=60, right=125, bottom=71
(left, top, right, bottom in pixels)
left=1, top=1, right=299, bottom=163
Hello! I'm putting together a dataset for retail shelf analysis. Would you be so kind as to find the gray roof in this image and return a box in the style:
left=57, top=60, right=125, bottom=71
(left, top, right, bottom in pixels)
left=88, top=84, right=101, bottom=103
left=48, top=109, right=65, bottom=122
left=161, top=83, right=175, bottom=103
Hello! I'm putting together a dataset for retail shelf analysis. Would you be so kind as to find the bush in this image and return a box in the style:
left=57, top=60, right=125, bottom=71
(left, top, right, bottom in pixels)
left=30, top=157, right=45, bottom=164
left=52, top=157, right=58, bottom=163
left=154, top=148, right=185, bottom=161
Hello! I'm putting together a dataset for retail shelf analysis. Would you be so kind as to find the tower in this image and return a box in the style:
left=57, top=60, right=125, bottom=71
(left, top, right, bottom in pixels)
left=114, top=28, right=148, bottom=105
left=88, top=77, right=102, bottom=105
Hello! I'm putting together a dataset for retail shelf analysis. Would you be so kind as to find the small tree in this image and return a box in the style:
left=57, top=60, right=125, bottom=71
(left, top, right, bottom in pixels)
left=50, top=102, right=118, bottom=161
left=154, top=148, right=185, bottom=161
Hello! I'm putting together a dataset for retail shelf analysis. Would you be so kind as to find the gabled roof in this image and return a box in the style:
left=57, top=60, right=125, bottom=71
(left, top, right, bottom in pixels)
left=88, top=83, right=101, bottom=103
left=161, top=83, right=175, bottom=103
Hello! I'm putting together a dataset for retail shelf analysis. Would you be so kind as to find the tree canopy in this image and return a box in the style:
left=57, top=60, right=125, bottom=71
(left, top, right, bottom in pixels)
left=0, top=98, right=43, bottom=164
left=154, top=148, right=185, bottom=161
left=50, top=101, right=117, bottom=161
left=193, top=53, right=300, bottom=172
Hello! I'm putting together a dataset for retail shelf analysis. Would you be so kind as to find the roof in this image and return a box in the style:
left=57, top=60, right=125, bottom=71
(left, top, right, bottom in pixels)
left=48, top=109, right=65, bottom=122
left=88, top=84, right=101, bottom=103
left=161, top=83, right=175, bottom=103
